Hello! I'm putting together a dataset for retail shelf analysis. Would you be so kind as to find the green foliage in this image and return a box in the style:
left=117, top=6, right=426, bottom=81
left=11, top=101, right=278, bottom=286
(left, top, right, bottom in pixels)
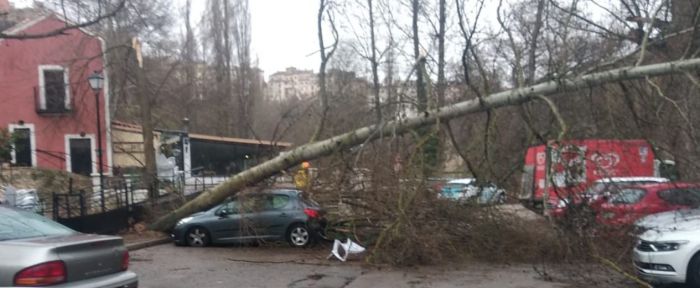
left=415, top=127, right=440, bottom=177
left=423, top=133, right=440, bottom=171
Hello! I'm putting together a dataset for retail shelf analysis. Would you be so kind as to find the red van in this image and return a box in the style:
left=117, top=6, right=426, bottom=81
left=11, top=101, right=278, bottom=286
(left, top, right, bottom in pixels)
left=519, top=139, right=676, bottom=209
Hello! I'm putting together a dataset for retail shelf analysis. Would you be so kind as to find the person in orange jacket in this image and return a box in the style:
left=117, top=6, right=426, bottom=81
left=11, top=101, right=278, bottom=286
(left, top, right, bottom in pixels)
left=294, top=161, right=311, bottom=190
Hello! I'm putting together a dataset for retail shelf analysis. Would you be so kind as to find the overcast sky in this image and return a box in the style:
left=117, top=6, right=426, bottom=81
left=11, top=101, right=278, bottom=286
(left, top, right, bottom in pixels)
left=10, top=0, right=321, bottom=79
left=248, top=0, right=320, bottom=76
left=8, top=0, right=614, bottom=81
left=187, top=0, right=321, bottom=77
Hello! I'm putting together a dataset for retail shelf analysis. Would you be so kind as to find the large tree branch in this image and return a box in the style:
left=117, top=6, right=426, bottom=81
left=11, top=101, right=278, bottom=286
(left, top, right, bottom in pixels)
left=150, top=58, right=700, bottom=231
left=0, top=0, right=126, bottom=40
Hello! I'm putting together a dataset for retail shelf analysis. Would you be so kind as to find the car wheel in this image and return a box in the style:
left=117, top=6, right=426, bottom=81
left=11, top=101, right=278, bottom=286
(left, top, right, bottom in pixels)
left=688, top=253, right=700, bottom=286
left=286, top=224, right=311, bottom=248
left=186, top=227, right=210, bottom=247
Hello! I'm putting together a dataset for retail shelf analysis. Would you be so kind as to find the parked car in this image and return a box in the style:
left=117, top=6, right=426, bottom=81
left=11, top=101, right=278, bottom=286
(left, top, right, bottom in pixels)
left=0, top=205, right=137, bottom=287
left=438, top=179, right=506, bottom=204
left=172, top=189, right=326, bottom=248
left=427, top=177, right=454, bottom=194
left=551, top=177, right=669, bottom=217
left=476, top=183, right=507, bottom=204
left=597, top=182, right=700, bottom=227
left=633, top=209, right=700, bottom=285
left=438, top=178, right=479, bottom=200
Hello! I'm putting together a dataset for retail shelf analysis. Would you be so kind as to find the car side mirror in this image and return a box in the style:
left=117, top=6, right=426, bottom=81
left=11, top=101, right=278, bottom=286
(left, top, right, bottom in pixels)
left=217, top=209, right=230, bottom=217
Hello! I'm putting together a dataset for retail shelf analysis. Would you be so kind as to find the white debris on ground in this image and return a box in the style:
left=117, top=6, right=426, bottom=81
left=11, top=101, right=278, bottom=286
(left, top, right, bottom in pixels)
left=0, top=185, right=42, bottom=212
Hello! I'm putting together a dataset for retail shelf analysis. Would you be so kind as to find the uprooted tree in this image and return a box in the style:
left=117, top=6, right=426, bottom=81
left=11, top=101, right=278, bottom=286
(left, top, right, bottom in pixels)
left=150, top=57, right=700, bottom=231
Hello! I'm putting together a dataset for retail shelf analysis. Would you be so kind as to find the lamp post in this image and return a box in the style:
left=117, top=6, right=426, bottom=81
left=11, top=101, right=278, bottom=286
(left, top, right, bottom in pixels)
left=88, top=72, right=105, bottom=212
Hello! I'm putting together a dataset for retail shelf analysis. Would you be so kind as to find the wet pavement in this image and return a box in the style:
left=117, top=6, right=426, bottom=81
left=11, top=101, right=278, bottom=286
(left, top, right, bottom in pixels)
left=130, top=244, right=573, bottom=288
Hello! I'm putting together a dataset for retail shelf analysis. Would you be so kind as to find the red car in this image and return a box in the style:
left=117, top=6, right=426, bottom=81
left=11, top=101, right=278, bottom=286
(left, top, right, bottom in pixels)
left=550, top=177, right=669, bottom=218
left=597, top=182, right=700, bottom=227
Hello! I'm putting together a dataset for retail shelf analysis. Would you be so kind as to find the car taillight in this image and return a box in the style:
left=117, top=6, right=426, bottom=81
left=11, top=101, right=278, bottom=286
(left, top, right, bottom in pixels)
left=304, top=208, right=320, bottom=218
left=121, top=250, right=130, bottom=271
left=14, top=260, right=66, bottom=286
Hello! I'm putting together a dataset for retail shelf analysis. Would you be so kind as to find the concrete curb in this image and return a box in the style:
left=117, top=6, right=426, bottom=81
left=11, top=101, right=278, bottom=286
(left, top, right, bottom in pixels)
left=126, top=237, right=171, bottom=251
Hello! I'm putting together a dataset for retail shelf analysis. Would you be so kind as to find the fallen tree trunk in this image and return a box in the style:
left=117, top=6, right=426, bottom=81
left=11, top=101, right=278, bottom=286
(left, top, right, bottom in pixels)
left=150, top=58, right=700, bottom=231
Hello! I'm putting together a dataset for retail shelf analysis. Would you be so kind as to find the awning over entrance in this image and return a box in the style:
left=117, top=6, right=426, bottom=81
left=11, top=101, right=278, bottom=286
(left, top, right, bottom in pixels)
left=111, top=121, right=292, bottom=176
left=188, top=134, right=291, bottom=176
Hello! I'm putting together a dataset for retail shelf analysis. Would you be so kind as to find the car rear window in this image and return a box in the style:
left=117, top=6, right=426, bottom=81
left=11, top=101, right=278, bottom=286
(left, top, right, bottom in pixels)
left=298, top=194, right=320, bottom=208
left=658, top=189, right=700, bottom=207
left=609, top=188, right=646, bottom=204
left=0, top=207, right=74, bottom=241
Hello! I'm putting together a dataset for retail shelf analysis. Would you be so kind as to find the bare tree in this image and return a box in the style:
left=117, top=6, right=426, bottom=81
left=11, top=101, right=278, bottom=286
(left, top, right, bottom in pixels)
left=309, top=0, right=339, bottom=143
left=368, top=0, right=382, bottom=122
left=150, top=57, right=700, bottom=230
left=412, top=0, right=428, bottom=113
left=181, top=0, right=197, bottom=121
left=436, top=0, right=447, bottom=107
left=526, top=0, right=545, bottom=84
left=232, top=0, right=254, bottom=138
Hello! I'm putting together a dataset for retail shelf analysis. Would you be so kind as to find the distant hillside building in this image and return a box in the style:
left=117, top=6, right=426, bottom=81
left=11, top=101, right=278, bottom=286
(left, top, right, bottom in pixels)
left=267, top=67, right=317, bottom=101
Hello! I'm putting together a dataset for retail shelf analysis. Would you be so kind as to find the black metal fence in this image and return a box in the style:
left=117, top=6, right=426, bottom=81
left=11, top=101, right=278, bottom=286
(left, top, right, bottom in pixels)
left=48, top=171, right=231, bottom=234
left=50, top=178, right=146, bottom=234
left=51, top=180, right=136, bottom=219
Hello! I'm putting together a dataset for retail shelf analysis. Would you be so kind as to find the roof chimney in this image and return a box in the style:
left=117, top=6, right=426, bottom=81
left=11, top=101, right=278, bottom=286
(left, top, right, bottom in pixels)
left=0, top=0, right=11, bottom=14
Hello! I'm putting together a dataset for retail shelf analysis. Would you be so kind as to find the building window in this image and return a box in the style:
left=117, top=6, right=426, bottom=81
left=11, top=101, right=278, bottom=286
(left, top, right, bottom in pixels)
left=8, top=124, right=36, bottom=167
left=65, top=134, right=96, bottom=176
left=38, top=65, right=71, bottom=113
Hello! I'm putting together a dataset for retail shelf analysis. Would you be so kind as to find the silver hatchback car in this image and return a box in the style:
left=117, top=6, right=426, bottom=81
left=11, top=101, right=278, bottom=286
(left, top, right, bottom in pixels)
left=0, top=205, right=138, bottom=287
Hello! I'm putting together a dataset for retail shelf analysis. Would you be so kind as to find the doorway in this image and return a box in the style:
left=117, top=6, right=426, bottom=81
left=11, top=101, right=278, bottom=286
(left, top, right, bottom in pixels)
left=68, top=138, right=93, bottom=176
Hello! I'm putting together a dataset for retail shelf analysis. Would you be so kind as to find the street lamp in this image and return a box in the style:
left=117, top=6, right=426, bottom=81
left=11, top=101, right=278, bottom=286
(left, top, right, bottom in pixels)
left=88, top=71, right=105, bottom=212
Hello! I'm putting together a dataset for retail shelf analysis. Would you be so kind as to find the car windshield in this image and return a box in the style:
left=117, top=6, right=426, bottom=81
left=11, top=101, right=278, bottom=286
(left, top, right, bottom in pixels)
left=442, top=184, right=468, bottom=192
left=609, top=188, right=646, bottom=205
left=0, top=207, right=75, bottom=241
left=587, top=181, right=659, bottom=195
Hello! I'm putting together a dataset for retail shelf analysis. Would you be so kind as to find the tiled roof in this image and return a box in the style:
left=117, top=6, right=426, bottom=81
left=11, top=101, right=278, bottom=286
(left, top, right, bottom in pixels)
left=0, top=8, right=43, bottom=33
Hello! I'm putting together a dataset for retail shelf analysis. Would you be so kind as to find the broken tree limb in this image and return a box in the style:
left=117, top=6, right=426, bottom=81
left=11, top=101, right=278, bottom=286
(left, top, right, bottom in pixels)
left=150, top=58, right=700, bottom=231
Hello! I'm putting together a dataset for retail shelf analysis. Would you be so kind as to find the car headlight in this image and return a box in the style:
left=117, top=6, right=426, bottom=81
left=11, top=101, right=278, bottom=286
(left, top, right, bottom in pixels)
left=176, top=217, right=193, bottom=226
left=556, top=200, right=568, bottom=208
left=645, top=241, right=689, bottom=252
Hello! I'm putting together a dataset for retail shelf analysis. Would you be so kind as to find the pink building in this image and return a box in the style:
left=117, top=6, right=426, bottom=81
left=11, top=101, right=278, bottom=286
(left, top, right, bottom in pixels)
left=0, top=9, right=112, bottom=176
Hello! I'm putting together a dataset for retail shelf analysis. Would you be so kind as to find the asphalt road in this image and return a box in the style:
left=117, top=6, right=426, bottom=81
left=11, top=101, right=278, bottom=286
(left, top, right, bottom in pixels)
left=130, top=244, right=575, bottom=288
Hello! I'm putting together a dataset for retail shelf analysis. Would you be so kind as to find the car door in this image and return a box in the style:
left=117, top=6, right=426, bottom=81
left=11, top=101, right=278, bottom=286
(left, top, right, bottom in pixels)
left=262, top=194, right=296, bottom=237
left=604, top=188, right=646, bottom=225
left=207, top=199, right=243, bottom=242
left=238, top=194, right=269, bottom=239
left=244, top=194, right=295, bottom=240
